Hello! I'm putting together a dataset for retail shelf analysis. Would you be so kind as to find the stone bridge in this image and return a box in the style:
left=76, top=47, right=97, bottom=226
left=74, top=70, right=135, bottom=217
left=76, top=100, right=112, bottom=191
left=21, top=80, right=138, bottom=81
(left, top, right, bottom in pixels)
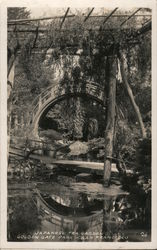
left=30, top=80, right=105, bottom=137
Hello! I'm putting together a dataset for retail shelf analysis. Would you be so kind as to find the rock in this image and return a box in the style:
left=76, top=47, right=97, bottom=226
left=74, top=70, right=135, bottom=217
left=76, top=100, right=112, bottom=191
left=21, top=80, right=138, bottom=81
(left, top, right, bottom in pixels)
left=111, top=179, right=121, bottom=186
left=76, top=173, right=93, bottom=182
left=69, top=141, right=88, bottom=155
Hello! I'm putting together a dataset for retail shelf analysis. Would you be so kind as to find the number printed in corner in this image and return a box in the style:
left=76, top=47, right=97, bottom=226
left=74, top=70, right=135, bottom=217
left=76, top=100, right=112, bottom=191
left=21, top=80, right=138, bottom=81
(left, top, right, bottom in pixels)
left=140, top=232, right=148, bottom=238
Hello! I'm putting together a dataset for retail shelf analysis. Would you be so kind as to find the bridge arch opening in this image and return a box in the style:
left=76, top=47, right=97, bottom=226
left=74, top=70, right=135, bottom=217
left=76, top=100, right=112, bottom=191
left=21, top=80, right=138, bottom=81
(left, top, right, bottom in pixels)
left=31, top=82, right=106, bottom=141
left=38, top=95, right=106, bottom=142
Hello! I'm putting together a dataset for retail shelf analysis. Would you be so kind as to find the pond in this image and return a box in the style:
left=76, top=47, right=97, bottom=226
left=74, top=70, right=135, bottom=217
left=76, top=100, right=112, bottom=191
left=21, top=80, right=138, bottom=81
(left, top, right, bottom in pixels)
left=7, top=167, right=151, bottom=242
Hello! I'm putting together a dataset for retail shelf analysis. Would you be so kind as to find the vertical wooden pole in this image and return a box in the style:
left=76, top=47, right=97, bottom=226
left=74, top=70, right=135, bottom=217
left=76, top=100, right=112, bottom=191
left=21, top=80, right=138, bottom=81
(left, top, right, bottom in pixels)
left=104, top=56, right=117, bottom=186
left=118, top=51, right=146, bottom=139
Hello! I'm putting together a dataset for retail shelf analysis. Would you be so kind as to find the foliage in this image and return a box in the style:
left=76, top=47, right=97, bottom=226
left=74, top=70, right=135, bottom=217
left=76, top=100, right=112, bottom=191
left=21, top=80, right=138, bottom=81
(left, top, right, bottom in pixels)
left=8, top=196, right=41, bottom=241
left=19, top=50, right=51, bottom=93
left=137, top=33, right=151, bottom=78
left=8, top=8, right=30, bottom=58
left=113, top=119, right=139, bottom=163
left=136, top=138, right=151, bottom=179
left=120, top=138, right=151, bottom=229
left=8, top=7, right=30, bottom=20
left=8, top=8, right=151, bottom=150
left=40, top=97, right=106, bottom=141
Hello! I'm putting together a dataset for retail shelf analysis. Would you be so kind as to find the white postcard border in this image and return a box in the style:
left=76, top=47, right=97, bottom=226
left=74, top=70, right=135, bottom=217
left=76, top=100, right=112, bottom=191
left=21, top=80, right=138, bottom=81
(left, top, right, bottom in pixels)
left=0, top=0, right=157, bottom=249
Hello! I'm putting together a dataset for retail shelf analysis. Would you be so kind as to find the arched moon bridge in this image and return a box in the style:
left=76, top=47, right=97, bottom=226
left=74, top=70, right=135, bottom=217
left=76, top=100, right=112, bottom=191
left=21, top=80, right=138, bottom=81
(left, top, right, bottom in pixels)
left=30, top=80, right=105, bottom=137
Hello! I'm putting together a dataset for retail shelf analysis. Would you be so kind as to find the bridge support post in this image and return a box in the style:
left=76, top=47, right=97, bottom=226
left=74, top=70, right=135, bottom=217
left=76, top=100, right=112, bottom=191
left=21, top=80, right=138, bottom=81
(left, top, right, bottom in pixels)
left=103, top=56, right=117, bottom=186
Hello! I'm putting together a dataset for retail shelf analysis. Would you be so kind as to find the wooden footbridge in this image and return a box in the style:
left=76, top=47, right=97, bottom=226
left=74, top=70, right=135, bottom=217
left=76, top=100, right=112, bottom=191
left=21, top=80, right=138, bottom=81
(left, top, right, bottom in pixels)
left=9, top=143, right=132, bottom=176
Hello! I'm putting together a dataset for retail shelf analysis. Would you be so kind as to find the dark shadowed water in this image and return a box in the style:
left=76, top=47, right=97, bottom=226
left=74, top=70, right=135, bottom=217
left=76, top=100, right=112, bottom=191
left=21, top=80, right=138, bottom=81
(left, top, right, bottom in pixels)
left=7, top=169, right=151, bottom=242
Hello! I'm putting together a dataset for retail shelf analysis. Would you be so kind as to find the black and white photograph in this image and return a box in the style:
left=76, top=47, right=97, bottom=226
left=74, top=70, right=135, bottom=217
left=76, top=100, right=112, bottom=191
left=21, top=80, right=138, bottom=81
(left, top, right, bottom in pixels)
left=0, top=0, right=157, bottom=248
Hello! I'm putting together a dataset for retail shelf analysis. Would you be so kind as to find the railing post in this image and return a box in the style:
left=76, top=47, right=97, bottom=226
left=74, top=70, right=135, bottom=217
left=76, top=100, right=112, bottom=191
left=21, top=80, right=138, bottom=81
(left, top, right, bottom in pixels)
left=38, top=96, right=42, bottom=108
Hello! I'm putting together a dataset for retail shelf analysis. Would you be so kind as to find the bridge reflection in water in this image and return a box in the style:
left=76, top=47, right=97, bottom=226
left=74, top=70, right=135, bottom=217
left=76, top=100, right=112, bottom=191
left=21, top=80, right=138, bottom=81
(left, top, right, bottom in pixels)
left=34, top=189, right=104, bottom=241
left=8, top=178, right=129, bottom=242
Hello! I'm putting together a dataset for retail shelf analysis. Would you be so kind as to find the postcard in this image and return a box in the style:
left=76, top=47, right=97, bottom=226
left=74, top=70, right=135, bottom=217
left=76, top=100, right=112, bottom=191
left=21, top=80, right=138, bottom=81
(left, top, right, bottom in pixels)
left=0, top=0, right=157, bottom=249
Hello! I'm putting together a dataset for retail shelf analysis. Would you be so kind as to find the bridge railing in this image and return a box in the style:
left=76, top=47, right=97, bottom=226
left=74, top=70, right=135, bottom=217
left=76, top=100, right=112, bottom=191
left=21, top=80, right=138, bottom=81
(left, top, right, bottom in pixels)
left=31, top=80, right=105, bottom=123
left=31, top=84, right=58, bottom=118
left=10, top=136, right=69, bottom=158
left=9, top=136, right=103, bottom=162
left=10, top=136, right=52, bottom=148
left=35, top=189, right=103, bottom=227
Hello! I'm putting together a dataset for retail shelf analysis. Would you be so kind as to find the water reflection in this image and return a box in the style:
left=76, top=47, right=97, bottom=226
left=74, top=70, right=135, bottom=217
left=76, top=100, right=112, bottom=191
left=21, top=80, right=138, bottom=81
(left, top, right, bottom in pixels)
left=8, top=172, right=151, bottom=242
left=8, top=182, right=104, bottom=242
left=34, top=189, right=103, bottom=242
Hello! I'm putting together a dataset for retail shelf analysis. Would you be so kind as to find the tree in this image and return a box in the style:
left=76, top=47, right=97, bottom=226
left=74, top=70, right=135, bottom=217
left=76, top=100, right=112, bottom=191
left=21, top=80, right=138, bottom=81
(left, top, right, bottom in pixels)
left=8, top=8, right=30, bottom=80
left=8, top=8, right=151, bottom=184
left=8, top=7, right=30, bottom=20
left=104, top=56, right=117, bottom=186
left=118, top=50, right=146, bottom=138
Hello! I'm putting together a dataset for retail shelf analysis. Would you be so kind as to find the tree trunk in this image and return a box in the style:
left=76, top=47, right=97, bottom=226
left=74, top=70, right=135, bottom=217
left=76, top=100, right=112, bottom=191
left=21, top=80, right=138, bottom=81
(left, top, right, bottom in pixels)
left=7, top=60, right=16, bottom=161
left=104, top=56, right=117, bottom=186
left=118, top=51, right=146, bottom=139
